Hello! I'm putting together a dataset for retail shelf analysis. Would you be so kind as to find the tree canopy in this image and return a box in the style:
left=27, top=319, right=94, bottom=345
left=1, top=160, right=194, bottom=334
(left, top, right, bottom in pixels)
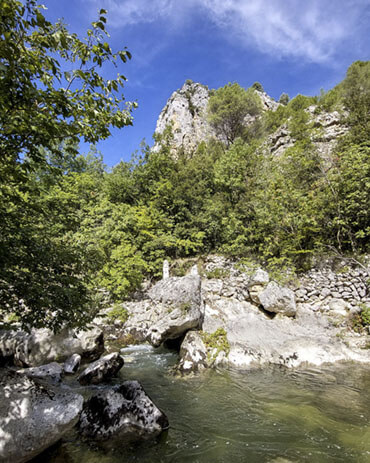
left=0, top=0, right=135, bottom=330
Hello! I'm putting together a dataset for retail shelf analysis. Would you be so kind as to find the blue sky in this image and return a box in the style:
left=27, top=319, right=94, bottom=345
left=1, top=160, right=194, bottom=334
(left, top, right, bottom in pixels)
left=44, top=0, right=369, bottom=167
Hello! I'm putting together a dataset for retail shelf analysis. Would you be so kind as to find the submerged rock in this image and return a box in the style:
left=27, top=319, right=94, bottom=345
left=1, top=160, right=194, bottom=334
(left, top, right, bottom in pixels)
left=0, top=369, right=83, bottom=463
left=0, top=326, right=104, bottom=367
left=79, top=380, right=169, bottom=439
left=78, top=352, right=124, bottom=385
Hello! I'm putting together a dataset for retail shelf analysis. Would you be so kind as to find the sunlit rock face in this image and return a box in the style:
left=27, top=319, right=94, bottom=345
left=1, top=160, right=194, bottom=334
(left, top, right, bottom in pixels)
left=153, top=80, right=216, bottom=154
left=0, top=370, right=83, bottom=463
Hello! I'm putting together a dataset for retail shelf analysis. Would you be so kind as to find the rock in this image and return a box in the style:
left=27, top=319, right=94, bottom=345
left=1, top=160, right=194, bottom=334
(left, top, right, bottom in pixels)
left=248, top=268, right=269, bottom=303
left=178, top=331, right=208, bottom=373
left=328, top=299, right=349, bottom=317
left=78, top=380, right=169, bottom=439
left=17, top=362, right=64, bottom=384
left=153, top=81, right=216, bottom=153
left=0, top=326, right=104, bottom=367
left=78, top=352, right=124, bottom=385
left=258, top=282, right=297, bottom=317
left=0, top=369, right=83, bottom=463
left=148, top=274, right=202, bottom=307
left=249, top=268, right=270, bottom=286
left=123, top=274, right=203, bottom=347
left=64, top=353, right=81, bottom=375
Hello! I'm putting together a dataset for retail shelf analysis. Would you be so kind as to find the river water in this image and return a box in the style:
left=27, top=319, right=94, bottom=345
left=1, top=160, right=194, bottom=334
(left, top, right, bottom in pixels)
left=34, top=345, right=370, bottom=463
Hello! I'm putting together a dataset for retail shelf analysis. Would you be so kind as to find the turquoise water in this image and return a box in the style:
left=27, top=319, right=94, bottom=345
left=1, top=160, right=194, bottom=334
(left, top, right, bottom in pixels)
left=34, top=345, right=370, bottom=463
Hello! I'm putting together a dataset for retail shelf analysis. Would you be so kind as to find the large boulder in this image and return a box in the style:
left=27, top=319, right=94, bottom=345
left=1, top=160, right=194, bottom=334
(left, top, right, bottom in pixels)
left=78, top=352, right=124, bottom=385
left=258, top=281, right=297, bottom=317
left=0, top=326, right=104, bottom=367
left=123, top=275, right=203, bottom=347
left=0, top=369, right=83, bottom=463
left=79, top=380, right=169, bottom=439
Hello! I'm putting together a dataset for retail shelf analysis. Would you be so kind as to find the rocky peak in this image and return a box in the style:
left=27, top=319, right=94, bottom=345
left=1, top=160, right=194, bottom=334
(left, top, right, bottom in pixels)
left=153, top=81, right=280, bottom=154
left=153, top=80, right=216, bottom=153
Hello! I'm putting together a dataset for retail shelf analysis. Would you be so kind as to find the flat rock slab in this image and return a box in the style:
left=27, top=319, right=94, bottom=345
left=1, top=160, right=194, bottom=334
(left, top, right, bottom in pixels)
left=78, top=352, right=124, bottom=385
left=17, top=362, right=64, bottom=384
left=79, top=380, right=169, bottom=439
left=0, top=369, right=83, bottom=463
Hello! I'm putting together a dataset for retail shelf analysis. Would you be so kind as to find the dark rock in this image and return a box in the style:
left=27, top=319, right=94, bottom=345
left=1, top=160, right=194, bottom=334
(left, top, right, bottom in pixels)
left=78, top=352, right=124, bottom=385
left=79, top=380, right=169, bottom=439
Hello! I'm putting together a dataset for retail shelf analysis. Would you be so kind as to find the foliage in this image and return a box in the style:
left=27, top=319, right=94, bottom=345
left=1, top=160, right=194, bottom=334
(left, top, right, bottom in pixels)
left=208, top=83, right=262, bottom=145
left=0, top=0, right=135, bottom=169
left=252, top=81, right=264, bottom=92
left=0, top=0, right=135, bottom=331
left=106, top=304, right=129, bottom=323
left=279, top=93, right=289, bottom=105
left=205, top=268, right=230, bottom=279
left=201, top=328, right=230, bottom=362
left=361, top=304, right=370, bottom=326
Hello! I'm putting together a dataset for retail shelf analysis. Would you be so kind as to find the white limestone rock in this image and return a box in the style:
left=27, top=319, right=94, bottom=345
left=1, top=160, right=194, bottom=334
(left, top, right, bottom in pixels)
left=0, top=326, right=104, bottom=367
left=178, top=331, right=208, bottom=373
left=258, top=281, right=297, bottom=317
left=0, top=369, right=83, bottom=463
left=153, top=81, right=216, bottom=153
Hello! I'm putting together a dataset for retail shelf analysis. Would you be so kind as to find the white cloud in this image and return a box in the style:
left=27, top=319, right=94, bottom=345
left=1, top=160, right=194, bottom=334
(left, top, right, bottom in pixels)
left=84, top=0, right=369, bottom=62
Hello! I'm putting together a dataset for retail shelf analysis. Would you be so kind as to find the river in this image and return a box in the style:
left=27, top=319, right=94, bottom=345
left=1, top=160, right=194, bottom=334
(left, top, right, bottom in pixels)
left=33, top=344, right=370, bottom=463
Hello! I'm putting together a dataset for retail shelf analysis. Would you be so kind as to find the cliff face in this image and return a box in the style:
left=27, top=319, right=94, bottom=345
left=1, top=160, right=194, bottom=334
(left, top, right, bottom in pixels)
left=153, top=80, right=347, bottom=160
left=153, top=81, right=216, bottom=153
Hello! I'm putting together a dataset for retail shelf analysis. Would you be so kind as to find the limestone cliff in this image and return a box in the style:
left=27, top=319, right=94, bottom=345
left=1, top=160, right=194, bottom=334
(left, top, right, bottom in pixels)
left=153, top=80, right=215, bottom=153
left=153, top=80, right=347, bottom=161
left=153, top=80, right=279, bottom=153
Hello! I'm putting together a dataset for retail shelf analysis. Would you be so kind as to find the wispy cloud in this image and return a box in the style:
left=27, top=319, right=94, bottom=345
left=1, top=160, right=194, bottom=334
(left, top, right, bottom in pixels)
left=85, top=0, right=369, bottom=63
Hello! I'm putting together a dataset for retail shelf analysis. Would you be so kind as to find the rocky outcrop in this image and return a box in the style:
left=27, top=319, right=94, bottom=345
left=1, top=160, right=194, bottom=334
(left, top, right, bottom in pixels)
left=0, top=369, right=83, bottom=463
left=121, top=274, right=203, bottom=347
left=177, top=331, right=208, bottom=374
left=153, top=81, right=216, bottom=153
left=176, top=255, right=369, bottom=372
left=79, top=380, right=169, bottom=439
left=78, top=352, right=124, bottom=385
left=153, top=82, right=279, bottom=154
left=268, top=105, right=348, bottom=159
left=0, top=326, right=104, bottom=367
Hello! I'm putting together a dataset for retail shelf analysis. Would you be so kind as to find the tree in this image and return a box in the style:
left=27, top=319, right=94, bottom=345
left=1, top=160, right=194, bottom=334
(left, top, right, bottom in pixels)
left=0, top=0, right=136, bottom=330
left=208, top=83, right=262, bottom=146
left=279, top=93, right=289, bottom=105
left=252, top=81, right=264, bottom=92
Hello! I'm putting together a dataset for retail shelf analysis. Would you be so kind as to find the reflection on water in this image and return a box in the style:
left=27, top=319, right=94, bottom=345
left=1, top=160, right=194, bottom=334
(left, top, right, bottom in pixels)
left=34, top=345, right=370, bottom=463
